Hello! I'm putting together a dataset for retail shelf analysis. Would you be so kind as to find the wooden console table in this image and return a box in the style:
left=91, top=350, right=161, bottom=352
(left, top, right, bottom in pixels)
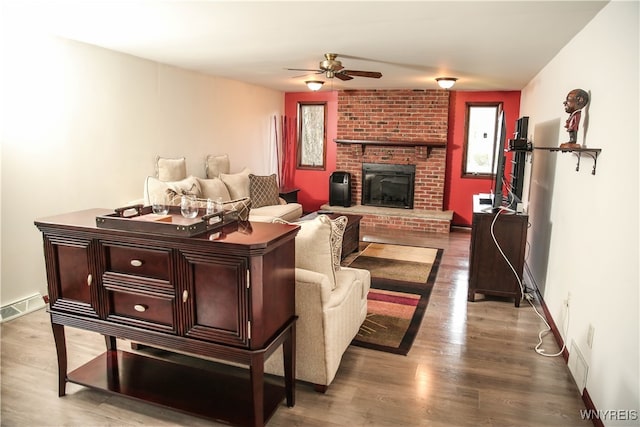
left=35, top=209, right=299, bottom=426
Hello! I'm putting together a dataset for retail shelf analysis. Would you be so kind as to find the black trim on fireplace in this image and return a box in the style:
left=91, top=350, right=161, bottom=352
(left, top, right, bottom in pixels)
left=362, top=163, right=416, bottom=209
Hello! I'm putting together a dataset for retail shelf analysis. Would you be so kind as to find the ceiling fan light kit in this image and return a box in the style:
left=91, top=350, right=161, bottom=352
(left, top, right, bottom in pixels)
left=305, top=80, right=324, bottom=91
left=436, top=77, right=457, bottom=89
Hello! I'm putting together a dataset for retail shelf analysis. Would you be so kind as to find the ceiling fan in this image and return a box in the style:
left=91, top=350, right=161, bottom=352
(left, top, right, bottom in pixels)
left=287, top=53, right=382, bottom=81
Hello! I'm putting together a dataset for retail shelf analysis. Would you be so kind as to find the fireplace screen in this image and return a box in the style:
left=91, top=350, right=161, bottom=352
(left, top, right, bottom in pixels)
left=362, top=163, right=416, bottom=209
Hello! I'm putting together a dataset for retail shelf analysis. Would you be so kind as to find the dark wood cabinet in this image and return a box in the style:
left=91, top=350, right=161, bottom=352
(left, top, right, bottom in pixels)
left=468, top=203, right=528, bottom=307
left=35, top=209, right=299, bottom=426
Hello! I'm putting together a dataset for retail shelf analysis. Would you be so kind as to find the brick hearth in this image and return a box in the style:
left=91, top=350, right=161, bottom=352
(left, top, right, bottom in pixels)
left=335, top=89, right=453, bottom=233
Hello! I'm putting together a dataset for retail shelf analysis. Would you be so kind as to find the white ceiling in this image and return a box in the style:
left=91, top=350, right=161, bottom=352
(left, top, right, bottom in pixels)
left=4, top=0, right=609, bottom=92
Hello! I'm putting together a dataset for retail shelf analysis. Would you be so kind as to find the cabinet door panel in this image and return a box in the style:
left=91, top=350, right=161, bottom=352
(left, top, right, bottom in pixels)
left=194, top=263, right=240, bottom=332
left=44, top=236, right=101, bottom=317
left=57, top=245, right=92, bottom=304
left=182, top=253, right=249, bottom=347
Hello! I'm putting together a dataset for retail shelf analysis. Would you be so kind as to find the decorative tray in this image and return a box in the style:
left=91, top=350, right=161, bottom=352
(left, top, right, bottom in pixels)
left=96, top=204, right=237, bottom=237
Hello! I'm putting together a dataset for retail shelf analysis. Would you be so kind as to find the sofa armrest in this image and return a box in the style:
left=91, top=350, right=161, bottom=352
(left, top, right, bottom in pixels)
left=339, top=266, right=371, bottom=300
left=295, top=268, right=333, bottom=306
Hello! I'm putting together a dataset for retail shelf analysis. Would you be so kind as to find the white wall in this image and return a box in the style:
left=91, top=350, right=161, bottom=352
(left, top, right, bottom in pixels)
left=0, top=33, right=284, bottom=307
left=520, top=1, right=639, bottom=424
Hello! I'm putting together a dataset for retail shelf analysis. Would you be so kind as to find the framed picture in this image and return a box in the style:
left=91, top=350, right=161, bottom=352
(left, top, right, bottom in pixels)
left=297, top=102, right=327, bottom=170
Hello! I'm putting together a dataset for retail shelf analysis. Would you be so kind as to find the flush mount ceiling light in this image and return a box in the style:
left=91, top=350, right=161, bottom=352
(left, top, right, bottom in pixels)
left=305, top=80, right=324, bottom=91
left=436, top=77, right=458, bottom=89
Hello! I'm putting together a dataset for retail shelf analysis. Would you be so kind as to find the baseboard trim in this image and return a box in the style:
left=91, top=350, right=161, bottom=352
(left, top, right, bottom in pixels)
left=524, top=263, right=569, bottom=361
left=582, top=388, right=605, bottom=427
left=537, top=292, right=570, bottom=362
left=525, top=263, right=600, bottom=426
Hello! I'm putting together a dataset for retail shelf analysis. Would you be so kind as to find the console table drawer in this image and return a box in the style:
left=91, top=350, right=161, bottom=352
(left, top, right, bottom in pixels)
left=107, top=289, right=175, bottom=330
left=104, top=245, right=170, bottom=280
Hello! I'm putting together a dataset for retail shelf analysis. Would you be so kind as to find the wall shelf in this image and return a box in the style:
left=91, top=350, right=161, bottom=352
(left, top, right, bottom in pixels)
left=334, top=139, right=446, bottom=156
left=534, top=146, right=602, bottom=175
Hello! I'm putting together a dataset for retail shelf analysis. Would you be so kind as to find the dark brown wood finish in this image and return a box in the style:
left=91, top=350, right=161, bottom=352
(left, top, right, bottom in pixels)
left=468, top=209, right=528, bottom=307
left=278, top=187, right=300, bottom=203
left=325, top=213, right=362, bottom=259
left=335, top=138, right=446, bottom=156
left=34, top=209, right=299, bottom=427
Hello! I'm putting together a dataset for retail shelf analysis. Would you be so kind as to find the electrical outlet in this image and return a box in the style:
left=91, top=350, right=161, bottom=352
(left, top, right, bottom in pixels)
left=587, top=324, right=595, bottom=348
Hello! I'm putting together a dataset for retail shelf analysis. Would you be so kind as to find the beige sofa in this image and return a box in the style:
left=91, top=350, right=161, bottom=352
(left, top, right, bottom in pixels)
left=143, top=170, right=302, bottom=222
left=264, top=215, right=370, bottom=392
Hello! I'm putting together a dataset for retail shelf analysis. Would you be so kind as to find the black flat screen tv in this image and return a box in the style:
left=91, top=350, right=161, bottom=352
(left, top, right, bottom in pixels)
left=492, top=110, right=507, bottom=211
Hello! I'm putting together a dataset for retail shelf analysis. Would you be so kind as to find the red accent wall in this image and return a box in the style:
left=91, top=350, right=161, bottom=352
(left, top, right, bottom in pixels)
left=444, top=91, right=521, bottom=227
left=284, top=91, right=338, bottom=212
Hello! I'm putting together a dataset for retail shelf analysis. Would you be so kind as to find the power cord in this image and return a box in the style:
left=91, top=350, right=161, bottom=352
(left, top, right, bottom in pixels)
left=490, top=207, right=566, bottom=357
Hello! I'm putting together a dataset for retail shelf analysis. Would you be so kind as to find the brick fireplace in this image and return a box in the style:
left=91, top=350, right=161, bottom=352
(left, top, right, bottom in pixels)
left=328, top=89, right=453, bottom=233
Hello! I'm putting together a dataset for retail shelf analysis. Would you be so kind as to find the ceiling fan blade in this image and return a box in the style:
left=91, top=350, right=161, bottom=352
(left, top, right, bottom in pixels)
left=343, top=70, right=383, bottom=79
left=335, top=73, right=354, bottom=81
left=290, top=71, right=323, bottom=79
left=286, top=68, right=322, bottom=72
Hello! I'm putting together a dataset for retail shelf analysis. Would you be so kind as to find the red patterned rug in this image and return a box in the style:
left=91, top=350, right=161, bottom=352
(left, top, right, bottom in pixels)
left=344, top=243, right=443, bottom=355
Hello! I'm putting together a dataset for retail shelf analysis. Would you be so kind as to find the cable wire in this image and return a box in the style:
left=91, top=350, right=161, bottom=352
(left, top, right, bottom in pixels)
left=490, top=207, right=566, bottom=357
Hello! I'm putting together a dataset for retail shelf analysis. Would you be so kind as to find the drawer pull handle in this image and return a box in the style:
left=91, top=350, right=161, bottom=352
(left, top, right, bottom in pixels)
left=130, top=259, right=143, bottom=267
left=87, top=274, right=93, bottom=287
left=134, top=304, right=147, bottom=312
left=182, top=290, right=188, bottom=303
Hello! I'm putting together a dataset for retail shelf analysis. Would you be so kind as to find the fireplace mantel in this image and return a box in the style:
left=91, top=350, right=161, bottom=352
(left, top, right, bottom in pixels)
left=334, top=139, right=446, bottom=156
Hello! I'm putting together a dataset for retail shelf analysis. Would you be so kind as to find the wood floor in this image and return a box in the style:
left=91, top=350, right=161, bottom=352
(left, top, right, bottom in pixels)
left=0, top=227, right=590, bottom=426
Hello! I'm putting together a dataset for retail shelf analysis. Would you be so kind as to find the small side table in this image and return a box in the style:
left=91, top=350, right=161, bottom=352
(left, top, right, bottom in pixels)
left=279, top=187, right=300, bottom=203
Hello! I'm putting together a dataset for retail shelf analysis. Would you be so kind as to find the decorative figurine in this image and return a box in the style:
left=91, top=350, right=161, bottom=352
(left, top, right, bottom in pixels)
left=561, top=88, right=589, bottom=149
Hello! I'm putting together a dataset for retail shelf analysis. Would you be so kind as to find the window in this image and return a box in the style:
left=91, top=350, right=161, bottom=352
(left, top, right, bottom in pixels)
left=297, top=102, right=326, bottom=170
left=462, top=103, right=502, bottom=177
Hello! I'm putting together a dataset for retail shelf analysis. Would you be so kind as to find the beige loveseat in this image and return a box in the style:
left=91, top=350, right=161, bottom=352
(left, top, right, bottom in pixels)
left=264, top=215, right=370, bottom=392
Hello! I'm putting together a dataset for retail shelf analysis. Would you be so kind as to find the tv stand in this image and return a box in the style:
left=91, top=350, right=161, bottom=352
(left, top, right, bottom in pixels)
left=468, top=196, right=528, bottom=307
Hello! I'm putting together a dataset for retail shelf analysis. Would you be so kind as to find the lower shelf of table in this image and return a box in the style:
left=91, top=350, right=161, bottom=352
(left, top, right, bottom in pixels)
left=67, top=349, right=286, bottom=426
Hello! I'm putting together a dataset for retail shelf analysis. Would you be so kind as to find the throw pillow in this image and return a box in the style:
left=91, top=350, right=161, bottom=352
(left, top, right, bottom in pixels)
left=145, top=176, right=201, bottom=205
left=329, top=216, right=348, bottom=271
left=196, top=177, right=232, bottom=202
left=222, top=197, right=252, bottom=221
left=275, top=215, right=336, bottom=289
left=220, top=167, right=251, bottom=200
left=249, top=174, right=280, bottom=208
left=205, top=154, right=230, bottom=178
left=155, top=156, right=187, bottom=181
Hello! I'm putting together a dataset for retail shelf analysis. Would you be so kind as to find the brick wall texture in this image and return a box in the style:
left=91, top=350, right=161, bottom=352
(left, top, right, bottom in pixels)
left=336, top=90, right=449, bottom=212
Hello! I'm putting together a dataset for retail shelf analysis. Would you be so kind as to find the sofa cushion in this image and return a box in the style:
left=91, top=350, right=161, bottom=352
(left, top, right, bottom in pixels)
left=145, top=175, right=201, bottom=205
left=196, top=177, right=232, bottom=202
left=220, top=167, right=251, bottom=200
left=251, top=202, right=302, bottom=222
left=155, top=156, right=186, bottom=181
left=279, top=215, right=336, bottom=289
left=205, top=154, right=230, bottom=178
left=249, top=174, right=280, bottom=208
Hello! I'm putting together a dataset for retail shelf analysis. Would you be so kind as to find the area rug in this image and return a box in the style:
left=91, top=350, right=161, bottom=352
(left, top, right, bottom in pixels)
left=343, top=242, right=443, bottom=355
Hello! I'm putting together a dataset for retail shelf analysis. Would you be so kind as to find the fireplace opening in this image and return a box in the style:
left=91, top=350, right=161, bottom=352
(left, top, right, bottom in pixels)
left=362, top=163, right=416, bottom=209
